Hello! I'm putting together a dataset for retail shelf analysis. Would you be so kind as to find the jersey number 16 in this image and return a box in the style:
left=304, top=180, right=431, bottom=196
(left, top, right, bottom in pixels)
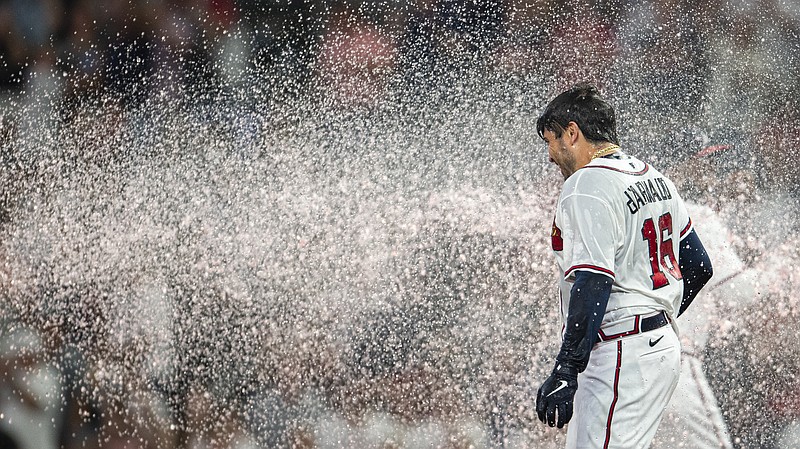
left=642, top=212, right=683, bottom=289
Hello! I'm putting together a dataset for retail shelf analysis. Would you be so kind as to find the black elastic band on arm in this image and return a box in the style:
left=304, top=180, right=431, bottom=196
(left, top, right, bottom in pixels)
left=678, top=229, right=714, bottom=316
left=555, top=270, right=613, bottom=373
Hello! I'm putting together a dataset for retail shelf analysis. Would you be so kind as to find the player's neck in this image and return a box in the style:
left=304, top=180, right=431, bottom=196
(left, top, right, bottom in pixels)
left=573, top=141, right=617, bottom=171
left=590, top=143, right=620, bottom=160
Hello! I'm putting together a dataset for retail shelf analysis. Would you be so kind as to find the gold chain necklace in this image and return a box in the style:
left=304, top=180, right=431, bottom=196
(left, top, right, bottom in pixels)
left=590, top=145, right=620, bottom=160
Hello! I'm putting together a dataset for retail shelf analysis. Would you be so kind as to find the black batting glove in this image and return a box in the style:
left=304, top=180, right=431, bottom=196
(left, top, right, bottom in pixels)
left=536, top=362, right=579, bottom=428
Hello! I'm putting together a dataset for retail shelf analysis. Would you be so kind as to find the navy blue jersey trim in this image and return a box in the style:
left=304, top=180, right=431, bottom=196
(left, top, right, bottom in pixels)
left=565, top=264, right=615, bottom=278
left=679, top=218, right=693, bottom=238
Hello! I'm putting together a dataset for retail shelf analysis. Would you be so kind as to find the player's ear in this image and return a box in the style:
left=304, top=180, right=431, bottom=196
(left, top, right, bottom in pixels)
left=566, top=121, right=581, bottom=145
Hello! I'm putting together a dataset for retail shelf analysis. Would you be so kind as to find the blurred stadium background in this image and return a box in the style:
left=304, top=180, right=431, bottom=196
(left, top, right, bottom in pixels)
left=1, top=1, right=800, bottom=448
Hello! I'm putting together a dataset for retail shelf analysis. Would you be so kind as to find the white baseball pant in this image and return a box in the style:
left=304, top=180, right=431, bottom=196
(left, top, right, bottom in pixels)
left=566, top=318, right=681, bottom=449
left=650, top=352, right=734, bottom=449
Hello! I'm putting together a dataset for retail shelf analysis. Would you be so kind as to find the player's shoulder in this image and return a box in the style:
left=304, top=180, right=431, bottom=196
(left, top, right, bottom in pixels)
left=684, top=201, right=716, bottom=224
left=560, top=173, right=619, bottom=209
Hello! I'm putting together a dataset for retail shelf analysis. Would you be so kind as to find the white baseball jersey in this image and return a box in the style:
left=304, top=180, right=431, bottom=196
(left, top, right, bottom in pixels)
left=551, top=154, right=692, bottom=329
left=652, top=203, right=750, bottom=449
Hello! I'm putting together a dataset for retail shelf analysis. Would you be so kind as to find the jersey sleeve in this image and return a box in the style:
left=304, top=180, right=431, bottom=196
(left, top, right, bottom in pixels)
left=559, top=193, right=619, bottom=280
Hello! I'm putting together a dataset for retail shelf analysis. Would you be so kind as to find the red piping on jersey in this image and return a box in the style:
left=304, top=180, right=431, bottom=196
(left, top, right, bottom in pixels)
left=679, top=218, right=693, bottom=238
left=565, top=264, right=615, bottom=278
left=582, top=164, right=650, bottom=176
left=604, top=340, right=623, bottom=449
left=598, top=315, right=641, bottom=341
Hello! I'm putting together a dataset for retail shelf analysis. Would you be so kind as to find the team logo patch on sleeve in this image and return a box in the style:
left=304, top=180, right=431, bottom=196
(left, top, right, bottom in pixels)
left=551, top=220, right=563, bottom=251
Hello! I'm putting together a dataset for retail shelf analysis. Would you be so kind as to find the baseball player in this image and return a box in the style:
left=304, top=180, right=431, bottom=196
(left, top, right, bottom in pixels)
left=534, top=84, right=714, bottom=449
left=649, top=201, right=747, bottom=449
left=652, top=144, right=762, bottom=449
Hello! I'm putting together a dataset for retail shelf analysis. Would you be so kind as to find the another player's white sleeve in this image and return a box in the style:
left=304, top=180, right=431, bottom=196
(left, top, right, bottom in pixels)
left=559, top=193, right=618, bottom=281
left=669, top=182, right=693, bottom=240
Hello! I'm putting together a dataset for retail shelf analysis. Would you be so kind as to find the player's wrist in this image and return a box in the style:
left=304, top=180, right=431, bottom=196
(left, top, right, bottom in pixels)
left=551, top=361, right=579, bottom=379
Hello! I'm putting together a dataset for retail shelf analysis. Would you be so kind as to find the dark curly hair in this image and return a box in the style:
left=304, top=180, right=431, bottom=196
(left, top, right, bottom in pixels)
left=536, top=83, right=619, bottom=145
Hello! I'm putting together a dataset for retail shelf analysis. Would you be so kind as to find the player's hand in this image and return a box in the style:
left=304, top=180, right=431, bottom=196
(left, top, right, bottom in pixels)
left=536, top=362, right=579, bottom=428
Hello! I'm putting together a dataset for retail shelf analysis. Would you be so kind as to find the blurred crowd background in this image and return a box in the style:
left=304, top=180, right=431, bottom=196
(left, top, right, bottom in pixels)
left=2, top=0, right=800, bottom=449
left=0, top=0, right=798, bottom=176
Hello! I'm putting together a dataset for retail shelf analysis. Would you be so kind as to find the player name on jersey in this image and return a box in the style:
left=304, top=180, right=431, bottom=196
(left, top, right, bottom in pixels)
left=624, top=177, right=673, bottom=214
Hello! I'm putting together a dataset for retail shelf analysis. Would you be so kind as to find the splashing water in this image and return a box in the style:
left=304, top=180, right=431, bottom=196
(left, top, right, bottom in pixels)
left=1, top=2, right=799, bottom=448
left=0, top=75, right=573, bottom=448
